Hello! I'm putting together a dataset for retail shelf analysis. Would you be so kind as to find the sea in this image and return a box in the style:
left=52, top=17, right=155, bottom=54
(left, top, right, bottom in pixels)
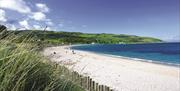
left=71, top=42, right=180, bottom=66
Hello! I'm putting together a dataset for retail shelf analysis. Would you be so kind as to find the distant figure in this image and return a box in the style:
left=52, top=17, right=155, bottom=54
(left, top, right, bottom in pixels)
left=53, top=52, right=56, bottom=54
left=72, top=50, right=75, bottom=54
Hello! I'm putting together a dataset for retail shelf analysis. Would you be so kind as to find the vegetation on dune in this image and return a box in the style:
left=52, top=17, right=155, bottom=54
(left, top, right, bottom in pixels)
left=0, top=27, right=84, bottom=91
left=10, top=30, right=162, bottom=45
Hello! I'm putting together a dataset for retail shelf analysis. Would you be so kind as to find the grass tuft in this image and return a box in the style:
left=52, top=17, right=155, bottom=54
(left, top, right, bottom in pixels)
left=0, top=30, right=84, bottom=91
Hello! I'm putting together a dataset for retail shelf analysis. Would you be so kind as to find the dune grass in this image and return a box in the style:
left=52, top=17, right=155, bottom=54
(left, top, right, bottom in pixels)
left=0, top=30, right=84, bottom=91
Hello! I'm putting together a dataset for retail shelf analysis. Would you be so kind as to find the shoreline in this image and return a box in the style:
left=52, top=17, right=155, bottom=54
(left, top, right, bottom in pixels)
left=72, top=48, right=180, bottom=67
left=85, top=49, right=180, bottom=68
left=70, top=45, right=180, bottom=67
left=43, top=46, right=180, bottom=91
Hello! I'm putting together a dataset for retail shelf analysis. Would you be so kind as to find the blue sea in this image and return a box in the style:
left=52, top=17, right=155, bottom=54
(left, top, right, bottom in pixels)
left=71, top=42, right=180, bottom=66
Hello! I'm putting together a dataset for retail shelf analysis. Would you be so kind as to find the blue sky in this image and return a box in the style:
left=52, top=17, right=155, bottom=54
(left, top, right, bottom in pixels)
left=0, top=0, right=179, bottom=41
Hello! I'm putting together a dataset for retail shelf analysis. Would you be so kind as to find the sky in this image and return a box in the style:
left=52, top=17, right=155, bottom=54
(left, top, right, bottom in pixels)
left=0, top=0, right=179, bottom=41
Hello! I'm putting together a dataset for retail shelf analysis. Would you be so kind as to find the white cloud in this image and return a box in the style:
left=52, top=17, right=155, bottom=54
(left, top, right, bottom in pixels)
left=19, top=20, right=29, bottom=29
left=7, top=24, right=16, bottom=30
left=36, top=3, right=49, bottom=13
left=46, top=27, right=53, bottom=31
left=0, top=0, right=57, bottom=30
left=46, top=21, right=53, bottom=26
left=0, top=0, right=31, bottom=13
left=33, top=25, right=42, bottom=30
left=31, top=12, right=46, bottom=21
left=0, top=9, right=7, bottom=22
left=46, top=27, right=51, bottom=30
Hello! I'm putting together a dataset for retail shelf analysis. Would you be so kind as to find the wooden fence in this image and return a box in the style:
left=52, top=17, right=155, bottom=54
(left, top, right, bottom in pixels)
left=71, top=71, right=114, bottom=91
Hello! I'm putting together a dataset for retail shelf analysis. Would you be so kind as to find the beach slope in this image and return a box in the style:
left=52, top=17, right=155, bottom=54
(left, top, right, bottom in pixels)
left=43, top=46, right=180, bottom=91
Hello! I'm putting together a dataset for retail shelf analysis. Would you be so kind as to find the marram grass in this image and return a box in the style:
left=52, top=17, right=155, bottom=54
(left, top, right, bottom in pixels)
left=0, top=30, right=84, bottom=91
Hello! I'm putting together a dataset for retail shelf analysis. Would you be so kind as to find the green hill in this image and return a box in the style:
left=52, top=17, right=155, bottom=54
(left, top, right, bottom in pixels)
left=11, top=30, right=162, bottom=44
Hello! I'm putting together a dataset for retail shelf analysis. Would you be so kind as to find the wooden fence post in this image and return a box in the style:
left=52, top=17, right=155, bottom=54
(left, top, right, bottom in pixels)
left=80, top=75, right=83, bottom=86
left=99, top=85, right=101, bottom=91
left=85, top=77, right=88, bottom=88
left=102, top=85, right=104, bottom=91
left=69, top=71, right=113, bottom=91
left=96, top=83, right=99, bottom=91
left=88, top=76, right=90, bottom=90
left=106, top=86, right=110, bottom=91
left=92, top=81, right=95, bottom=91
left=89, top=78, right=92, bottom=91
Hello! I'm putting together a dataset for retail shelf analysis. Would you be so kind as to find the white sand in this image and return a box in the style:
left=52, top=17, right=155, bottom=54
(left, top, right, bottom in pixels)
left=43, top=46, right=180, bottom=91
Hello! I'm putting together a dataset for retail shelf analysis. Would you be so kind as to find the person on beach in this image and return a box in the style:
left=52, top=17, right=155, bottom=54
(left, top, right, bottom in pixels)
left=72, top=50, right=75, bottom=54
left=53, top=52, right=56, bottom=54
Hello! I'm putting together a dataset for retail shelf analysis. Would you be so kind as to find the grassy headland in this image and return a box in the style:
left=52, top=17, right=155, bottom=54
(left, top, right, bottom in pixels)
left=11, top=30, right=162, bottom=45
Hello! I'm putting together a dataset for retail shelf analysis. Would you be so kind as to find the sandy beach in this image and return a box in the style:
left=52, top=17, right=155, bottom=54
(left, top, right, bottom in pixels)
left=43, top=46, right=180, bottom=91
